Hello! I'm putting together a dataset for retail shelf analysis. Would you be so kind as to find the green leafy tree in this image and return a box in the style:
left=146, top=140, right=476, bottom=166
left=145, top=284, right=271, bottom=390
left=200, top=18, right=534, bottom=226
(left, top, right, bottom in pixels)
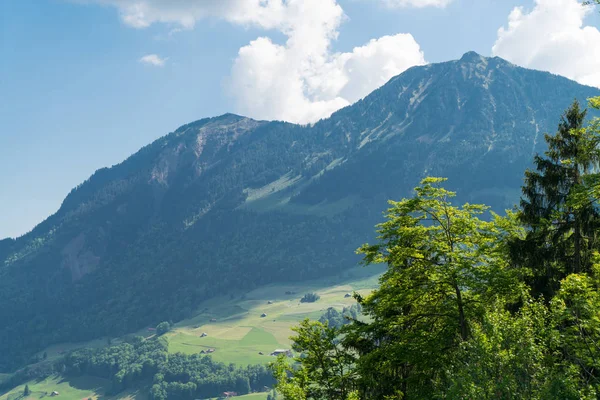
left=276, top=178, right=522, bottom=399
left=155, top=321, right=170, bottom=336
left=270, top=319, right=357, bottom=400
left=444, top=297, right=552, bottom=398
left=346, top=177, right=522, bottom=398
left=547, top=260, right=600, bottom=395
left=23, top=384, right=30, bottom=396
left=271, top=356, right=308, bottom=400
left=512, top=100, right=600, bottom=299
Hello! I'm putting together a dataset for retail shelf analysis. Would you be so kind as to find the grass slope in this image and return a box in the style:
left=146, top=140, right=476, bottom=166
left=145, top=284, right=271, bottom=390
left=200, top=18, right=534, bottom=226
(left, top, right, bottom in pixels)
left=166, top=265, right=383, bottom=366
left=0, top=375, right=147, bottom=400
left=3, top=266, right=382, bottom=400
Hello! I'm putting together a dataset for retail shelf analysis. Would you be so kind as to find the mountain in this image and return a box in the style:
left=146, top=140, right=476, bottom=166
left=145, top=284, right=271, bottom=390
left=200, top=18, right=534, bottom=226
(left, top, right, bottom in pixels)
left=1, top=52, right=598, bottom=371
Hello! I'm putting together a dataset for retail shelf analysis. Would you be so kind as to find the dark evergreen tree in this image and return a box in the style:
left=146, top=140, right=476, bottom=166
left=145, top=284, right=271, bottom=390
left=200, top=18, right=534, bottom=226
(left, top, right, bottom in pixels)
left=23, top=384, right=30, bottom=396
left=512, top=100, right=600, bottom=298
left=300, top=293, right=320, bottom=303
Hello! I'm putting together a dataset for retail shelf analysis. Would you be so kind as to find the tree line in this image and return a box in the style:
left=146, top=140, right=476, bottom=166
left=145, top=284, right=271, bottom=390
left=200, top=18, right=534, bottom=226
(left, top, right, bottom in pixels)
left=60, top=336, right=275, bottom=399
left=272, top=97, right=600, bottom=399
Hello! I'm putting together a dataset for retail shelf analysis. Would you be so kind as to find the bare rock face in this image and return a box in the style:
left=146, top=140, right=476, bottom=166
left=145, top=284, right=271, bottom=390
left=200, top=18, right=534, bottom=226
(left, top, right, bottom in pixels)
left=61, top=233, right=100, bottom=282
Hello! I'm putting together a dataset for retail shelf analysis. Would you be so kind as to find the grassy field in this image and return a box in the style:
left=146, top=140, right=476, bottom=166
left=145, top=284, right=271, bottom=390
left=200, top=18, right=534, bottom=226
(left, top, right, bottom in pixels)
left=2, top=375, right=102, bottom=400
left=166, top=264, right=383, bottom=365
left=3, top=265, right=383, bottom=400
left=235, top=394, right=269, bottom=400
left=0, top=375, right=150, bottom=400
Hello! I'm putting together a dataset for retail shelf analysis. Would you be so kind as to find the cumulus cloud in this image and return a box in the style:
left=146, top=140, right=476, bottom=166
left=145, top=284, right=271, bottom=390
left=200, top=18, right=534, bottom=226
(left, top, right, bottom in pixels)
left=492, top=0, right=600, bottom=88
left=230, top=31, right=425, bottom=123
left=87, top=0, right=428, bottom=123
left=139, top=54, right=167, bottom=67
left=381, top=0, right=453, bottom=8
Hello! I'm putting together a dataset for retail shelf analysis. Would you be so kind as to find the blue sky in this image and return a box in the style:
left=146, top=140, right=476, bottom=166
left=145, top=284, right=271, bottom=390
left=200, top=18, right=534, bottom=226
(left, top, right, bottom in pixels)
left=1, top=0, right=599, bottom=238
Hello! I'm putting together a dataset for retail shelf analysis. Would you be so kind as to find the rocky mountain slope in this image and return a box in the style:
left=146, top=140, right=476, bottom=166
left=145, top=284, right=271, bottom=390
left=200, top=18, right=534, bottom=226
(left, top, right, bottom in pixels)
left=1, top=52, right=598, bottom=371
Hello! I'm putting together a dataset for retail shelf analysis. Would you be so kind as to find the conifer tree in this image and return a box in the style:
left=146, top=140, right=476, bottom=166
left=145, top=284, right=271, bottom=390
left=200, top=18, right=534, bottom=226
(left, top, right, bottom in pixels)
left=512, top=100, right=600, bottom=298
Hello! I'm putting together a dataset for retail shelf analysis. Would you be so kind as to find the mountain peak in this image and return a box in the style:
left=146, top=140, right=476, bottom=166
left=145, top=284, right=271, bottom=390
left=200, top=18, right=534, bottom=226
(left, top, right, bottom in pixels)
left=460, top=51, right=486, bottom=63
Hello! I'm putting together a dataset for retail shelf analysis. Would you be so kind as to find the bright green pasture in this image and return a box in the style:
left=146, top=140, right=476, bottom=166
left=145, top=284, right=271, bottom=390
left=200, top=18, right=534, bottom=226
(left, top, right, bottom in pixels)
left=167, top=265, right=383, bottom=365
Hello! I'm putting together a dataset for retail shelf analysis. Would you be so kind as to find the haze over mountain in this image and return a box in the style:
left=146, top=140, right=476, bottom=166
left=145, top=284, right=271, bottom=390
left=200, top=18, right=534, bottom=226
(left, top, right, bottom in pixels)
left=1, top=52, right=598, bottom=371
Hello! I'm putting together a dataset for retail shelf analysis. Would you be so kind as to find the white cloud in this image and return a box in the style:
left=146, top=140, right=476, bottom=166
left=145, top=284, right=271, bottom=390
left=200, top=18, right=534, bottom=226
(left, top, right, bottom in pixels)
left=492, top=0, right=600, bottom=88
left=88, top=0, right=289, bottom=29
left=87, top=0, right=428, bottom=123
left=229, top=32, right=425, bottom=123
left=88, top=0, right=449, bottom=29
left=381, top=0, right=453, bottom=8
left=228, top=0, right=426, bottom=123
left=139, top=54, right=167, bottom=67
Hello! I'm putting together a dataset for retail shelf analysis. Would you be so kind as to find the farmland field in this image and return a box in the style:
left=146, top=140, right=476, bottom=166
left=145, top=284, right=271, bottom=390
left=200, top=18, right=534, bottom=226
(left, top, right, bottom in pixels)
left=0, top=375, right=146, bottom=400
left=165, top=264, right=383, bottom=365
left=3, top=265, right=382, bottom=400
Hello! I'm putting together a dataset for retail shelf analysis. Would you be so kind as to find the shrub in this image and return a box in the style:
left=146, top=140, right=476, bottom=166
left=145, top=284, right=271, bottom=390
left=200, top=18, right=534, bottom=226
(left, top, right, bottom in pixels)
left=300, top=293, right=320, bottom=303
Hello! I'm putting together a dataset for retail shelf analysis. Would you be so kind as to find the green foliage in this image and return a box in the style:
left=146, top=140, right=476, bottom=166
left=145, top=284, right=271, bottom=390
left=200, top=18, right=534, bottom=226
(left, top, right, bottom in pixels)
left=350, top=178, right=523, bottom=398
left=299, top=293, right=320, bottom=303
left=23, top=384, right=30, bottom=396
left=61, top=336, right=274, bottom=399
left=273, top=101, right=600, bottom=400
left=270, top=320, right=357, bottom=400
left=318, top=304, right=361, bottom=329
left=513, top=100, right=600, bottom=299
left=156, top=322, right=170, bottom=336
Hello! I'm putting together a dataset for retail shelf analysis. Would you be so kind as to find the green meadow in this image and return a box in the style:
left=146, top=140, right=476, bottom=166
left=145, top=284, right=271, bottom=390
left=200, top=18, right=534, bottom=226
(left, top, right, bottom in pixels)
left=0, top=375, right=147, bottom=400
left=165, top=265, right=383, bottom=366
left=3, top=265, right=382, bottom=400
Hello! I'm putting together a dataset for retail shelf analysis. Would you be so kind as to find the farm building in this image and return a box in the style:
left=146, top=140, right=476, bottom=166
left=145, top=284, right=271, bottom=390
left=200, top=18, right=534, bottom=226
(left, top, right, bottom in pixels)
left=270, top=349, right=292, bottom=357
left=261, top=313, right=267, bottom=317
left=200, top=332, right=208, bottom=337
left=345, top=293, right=352, bottom=298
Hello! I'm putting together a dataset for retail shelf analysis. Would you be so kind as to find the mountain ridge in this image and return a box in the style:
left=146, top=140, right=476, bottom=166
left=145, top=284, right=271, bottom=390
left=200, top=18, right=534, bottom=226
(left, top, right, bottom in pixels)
left=1, top=52, right=598, bottom=371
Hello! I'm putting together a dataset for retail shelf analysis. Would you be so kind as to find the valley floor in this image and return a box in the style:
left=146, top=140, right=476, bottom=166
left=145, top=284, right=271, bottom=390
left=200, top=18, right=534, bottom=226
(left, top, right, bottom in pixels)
left=2, top=265, right=383, bottom=400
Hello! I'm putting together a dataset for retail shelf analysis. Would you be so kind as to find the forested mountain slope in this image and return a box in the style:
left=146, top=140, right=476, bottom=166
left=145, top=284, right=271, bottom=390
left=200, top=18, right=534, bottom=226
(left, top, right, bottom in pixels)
left=1, top=52, right=598, bottom=371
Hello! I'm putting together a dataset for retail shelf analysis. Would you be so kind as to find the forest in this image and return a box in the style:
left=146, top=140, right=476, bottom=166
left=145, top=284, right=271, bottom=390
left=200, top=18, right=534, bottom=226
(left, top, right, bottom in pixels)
left=61, top=335, right=274, bottom=399
left=272, top=98, right=600, bottom=399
